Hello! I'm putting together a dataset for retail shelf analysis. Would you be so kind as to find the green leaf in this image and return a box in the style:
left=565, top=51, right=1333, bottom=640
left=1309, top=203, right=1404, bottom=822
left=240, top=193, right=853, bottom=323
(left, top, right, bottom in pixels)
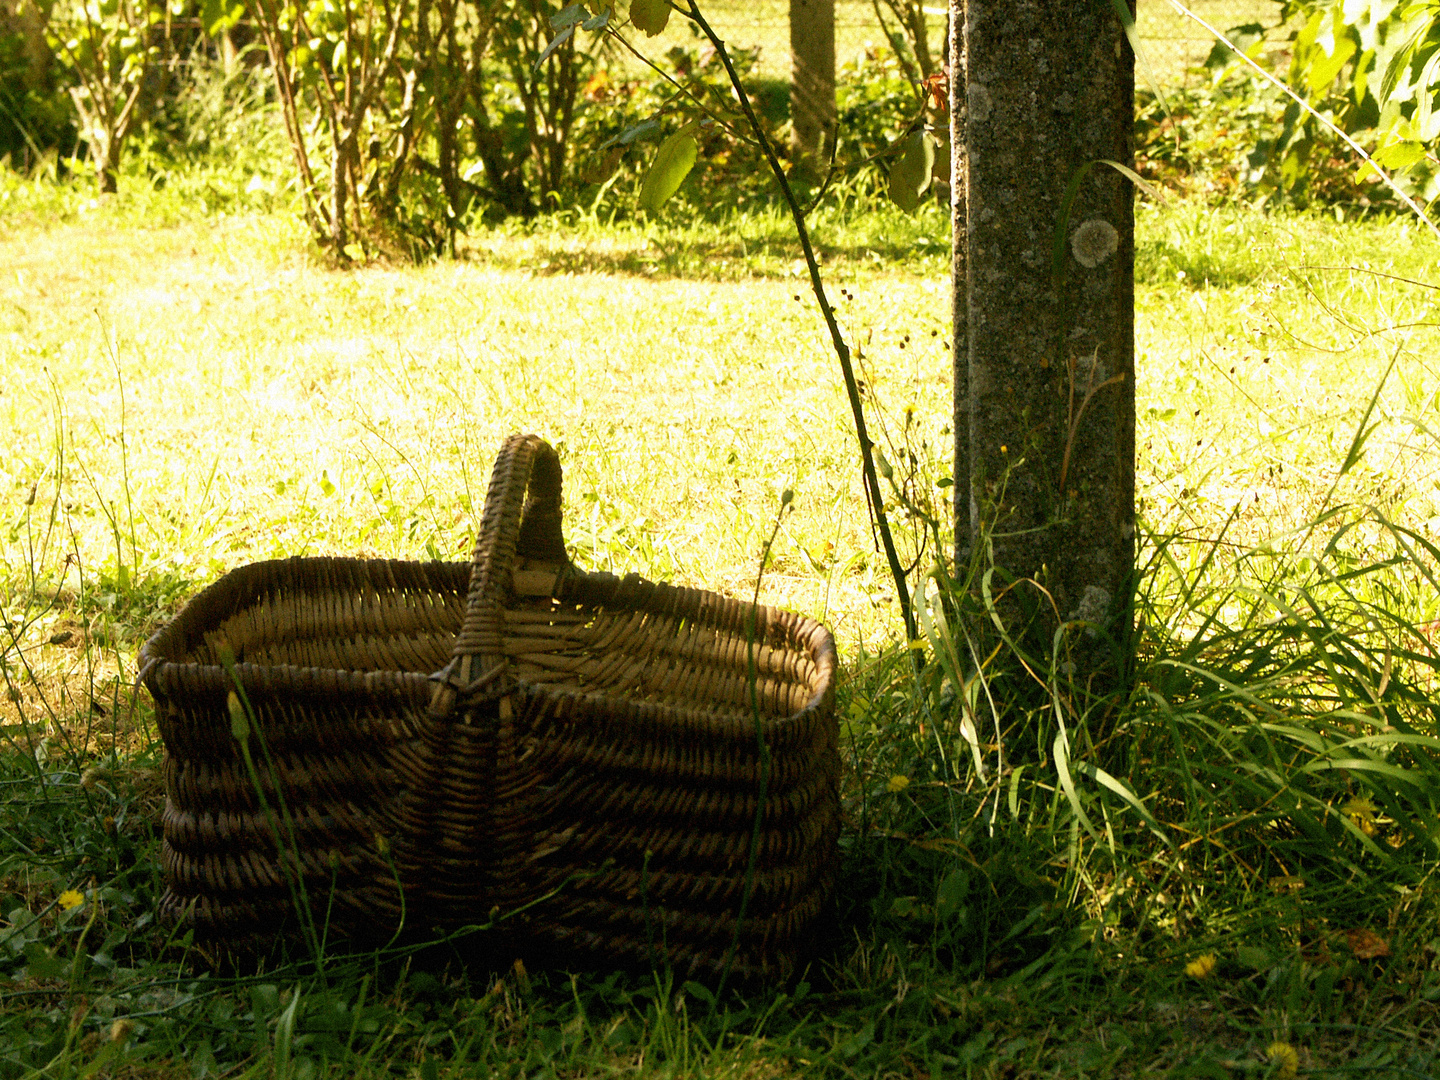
left=1097, top=157, right=1168, bottom=204
left=1308, top=26, right=1357, bottom=93
left=887, top=130, right=934, bottom=213
left=1237, top=945, right=1272, bottom=971
left=601, top=116, right=662, bottom=150
left=638, top=126, right=697, bottom=213
left=1108, top=0, right=1172, bottom=125
left=1372, top=140, right=1426, bottom=169
left=682, top=980, right=716, bottom=1005
left=1051, top=159, right=1097, bottom=289
left=549, top=1, right=587, bottom=30
left=534, top=25, right=575, bottom=70
left=935, top=868, right=970, bottom=919
left=275, top=986, right=301, bottom=1080
left=580, top=145, right=625, bottom=184
left=1414, top=47, right=1440, bottom=139
left=1052, top=732, right=1099, bottom=838
left=1339, top=347, right=1399, bottom=477
left=22, top=941, right=69, bottom=979
left=838, top=1020, right=875, bottom=1058
left=200, top=0, right=244, bottom=35
left=191, top=1039, right=219, bottom=1079
left=630, top=0, right=670, bottom=36
left=1008, top=764, right=1026, bottom=821
left=1379, top=17, right=1431, bottom=105
left=1072, top=759, right=1172, bottom=847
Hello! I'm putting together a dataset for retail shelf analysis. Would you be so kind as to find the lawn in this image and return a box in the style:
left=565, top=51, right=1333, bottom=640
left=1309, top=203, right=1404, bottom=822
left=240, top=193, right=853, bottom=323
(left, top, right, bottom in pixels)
left=4, top=131, right=1440, bottom=1079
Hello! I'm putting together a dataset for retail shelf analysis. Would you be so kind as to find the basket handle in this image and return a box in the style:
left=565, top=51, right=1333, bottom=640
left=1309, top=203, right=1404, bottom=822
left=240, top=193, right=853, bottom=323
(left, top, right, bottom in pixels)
left=428, top=433, right=568, bottom=718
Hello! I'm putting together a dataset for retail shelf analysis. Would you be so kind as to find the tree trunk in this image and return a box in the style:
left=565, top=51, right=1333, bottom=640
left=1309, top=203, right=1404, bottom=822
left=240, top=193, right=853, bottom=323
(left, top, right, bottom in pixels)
left=97, top=134, right=120, bottom=193
left=3, top=0, right=52, bottom=92
left=332, top=133, right=352, bottom=253
left=70, top=92, right=119, bottom=194
left=950, top=0, right=1136, bottom=675
left=789, top=0, right=835, bottom=186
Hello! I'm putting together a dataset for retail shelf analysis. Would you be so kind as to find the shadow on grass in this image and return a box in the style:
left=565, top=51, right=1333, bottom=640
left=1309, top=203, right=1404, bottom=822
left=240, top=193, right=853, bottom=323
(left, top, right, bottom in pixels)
left=1136, top=235, right=1271, bottom=289
left=467, top=232, right=951, bottom=281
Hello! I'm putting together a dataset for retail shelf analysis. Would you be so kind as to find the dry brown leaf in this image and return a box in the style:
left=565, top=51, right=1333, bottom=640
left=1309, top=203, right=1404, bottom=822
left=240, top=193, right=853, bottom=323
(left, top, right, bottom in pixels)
left=1345, top=928, right=1391, bottom=959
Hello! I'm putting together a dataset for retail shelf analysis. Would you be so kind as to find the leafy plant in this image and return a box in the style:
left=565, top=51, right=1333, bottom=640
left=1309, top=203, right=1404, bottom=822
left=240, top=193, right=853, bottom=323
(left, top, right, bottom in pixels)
left=0, top=9, right=74, bottom=170
left=1281, top=0, right=1440, bottom=203
left=39, top=0, right=164, bottom=192
left=870, top=0, right=943, bottom=87
left=244, top=0, right=415, bottom=256
left=827, top=45, right=922, bottom=204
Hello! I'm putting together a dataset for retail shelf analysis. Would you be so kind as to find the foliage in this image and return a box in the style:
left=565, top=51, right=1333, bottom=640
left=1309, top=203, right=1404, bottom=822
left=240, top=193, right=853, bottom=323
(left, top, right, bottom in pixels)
left=1140, top=31, right=1368, bottom=208
left=564, top=30, right=784, bottom=219
left=239, top=0, right=599, bottom=258
left=127, top=45, right=287, bottom=179
left=0, top=7, right=73, bottom=170
left=5, top=0, right=944, bottom=237
left=4, top=195, right=1440, bottom=1071
left=39, top=0, right=168, bottom=193
left=1280, top=0, right=1440, bottom=204
left=827, top=44, right=920, bottom=205
left=6, top=3, right=1440, bottom=1072
left=552, top=3, right=806, bottom=222
left=1148, top=2, right=1440, bottom=209
left=245, top=0, right=420, bottom=255
left=870, top=0, right=943, bottom=85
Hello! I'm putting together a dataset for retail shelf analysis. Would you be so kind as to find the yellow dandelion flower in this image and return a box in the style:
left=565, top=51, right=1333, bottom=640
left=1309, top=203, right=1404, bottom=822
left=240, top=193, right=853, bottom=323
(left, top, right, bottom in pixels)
left=1184, top=953, right=1217, bottom=979
left=887, top=774, right=910, bottom=793
left=1267, top=1041, right=1299, bottom=1079
left=57, top=889, right=84, bottom=911
left=1342, top=795, right=1376, bottom=821
left=1342, top=795, right=1378, bottom=836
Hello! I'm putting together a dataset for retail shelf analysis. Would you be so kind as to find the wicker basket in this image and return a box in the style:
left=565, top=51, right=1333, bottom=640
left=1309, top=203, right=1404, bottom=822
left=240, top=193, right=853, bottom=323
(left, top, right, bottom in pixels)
left=140, top=434, right=840, bottom=980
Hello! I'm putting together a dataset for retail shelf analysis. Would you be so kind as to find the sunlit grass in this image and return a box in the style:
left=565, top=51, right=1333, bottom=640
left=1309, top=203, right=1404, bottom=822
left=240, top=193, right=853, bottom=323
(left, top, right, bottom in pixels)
left=5, top=195, right=1438, bottom=656
left=3, top=199, right=1439, bottom=750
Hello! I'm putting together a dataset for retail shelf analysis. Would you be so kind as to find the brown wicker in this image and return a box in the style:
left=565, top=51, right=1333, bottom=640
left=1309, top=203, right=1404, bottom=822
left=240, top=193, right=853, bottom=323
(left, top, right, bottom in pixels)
left=141, top=434, right=840, bottom=980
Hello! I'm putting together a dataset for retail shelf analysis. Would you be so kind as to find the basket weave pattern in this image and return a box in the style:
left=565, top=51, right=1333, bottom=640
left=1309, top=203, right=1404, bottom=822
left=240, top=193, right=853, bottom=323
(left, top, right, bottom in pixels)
left=142, top=435, right=840, bottom=979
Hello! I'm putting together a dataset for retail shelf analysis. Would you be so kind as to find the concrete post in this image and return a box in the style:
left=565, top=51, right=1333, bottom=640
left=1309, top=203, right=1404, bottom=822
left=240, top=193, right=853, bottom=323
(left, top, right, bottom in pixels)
left=789, top=0, right=836, bottom=185
left=950, top=2, right=1136, bottom=668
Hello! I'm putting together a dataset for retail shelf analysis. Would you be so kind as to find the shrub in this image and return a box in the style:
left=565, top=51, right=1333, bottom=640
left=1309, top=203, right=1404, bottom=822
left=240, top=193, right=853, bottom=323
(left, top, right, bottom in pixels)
left=0, top=3, right=74, bottom=170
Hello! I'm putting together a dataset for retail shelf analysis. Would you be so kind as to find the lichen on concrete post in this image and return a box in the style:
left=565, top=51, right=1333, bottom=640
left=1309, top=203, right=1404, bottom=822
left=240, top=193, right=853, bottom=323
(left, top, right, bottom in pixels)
left=950, top=1, right=1136, bottom=671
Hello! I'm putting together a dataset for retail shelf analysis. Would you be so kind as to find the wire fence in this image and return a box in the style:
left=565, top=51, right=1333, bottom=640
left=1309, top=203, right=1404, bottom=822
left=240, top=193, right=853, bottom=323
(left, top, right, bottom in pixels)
left=698, top=1, right=1289, bottom=89
left=1135, top=0, right=1288, bottom=84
